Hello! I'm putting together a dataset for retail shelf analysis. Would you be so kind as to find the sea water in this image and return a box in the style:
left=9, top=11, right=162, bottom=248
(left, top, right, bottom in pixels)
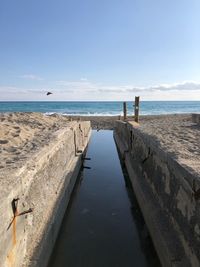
left=0, top=101, right=200, bottom=115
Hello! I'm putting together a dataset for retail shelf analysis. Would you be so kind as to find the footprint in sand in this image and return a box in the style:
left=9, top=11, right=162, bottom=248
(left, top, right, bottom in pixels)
left=12, top=133, right=20, bottom=137
left=0, top=140, right=8, bottom=144
left=6, top=147, right=17, bottom=153
left=6, top=160, right=15, bottom=164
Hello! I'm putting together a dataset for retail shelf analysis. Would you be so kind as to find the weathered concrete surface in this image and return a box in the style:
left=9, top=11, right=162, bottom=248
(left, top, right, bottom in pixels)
left=0, top=121, right=91, bottom=267
left=114, top=120, right=200, bottom=267
left=192, top=114, right=200, bottom=125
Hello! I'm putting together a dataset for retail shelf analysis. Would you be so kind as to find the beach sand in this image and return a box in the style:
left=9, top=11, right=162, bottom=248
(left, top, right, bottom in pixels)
left=0, top=112, right=70, bottom=171
left=0, top=112, right=199, bottom=179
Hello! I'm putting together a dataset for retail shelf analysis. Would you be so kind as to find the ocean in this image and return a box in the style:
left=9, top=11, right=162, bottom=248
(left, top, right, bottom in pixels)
left=0, top=101, right=200, bottom=116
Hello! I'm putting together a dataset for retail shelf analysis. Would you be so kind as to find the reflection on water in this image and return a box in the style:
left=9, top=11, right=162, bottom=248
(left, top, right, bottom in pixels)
left=48, top=130, right=160, bottom=267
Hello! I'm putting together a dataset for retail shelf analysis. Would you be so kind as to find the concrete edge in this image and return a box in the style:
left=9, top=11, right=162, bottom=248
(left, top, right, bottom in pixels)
left=29, top=130, right=91, bottom=267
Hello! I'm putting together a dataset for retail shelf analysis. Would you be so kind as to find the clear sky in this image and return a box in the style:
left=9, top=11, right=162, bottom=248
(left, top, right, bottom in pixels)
left=0, top=0, right=200, bottom=101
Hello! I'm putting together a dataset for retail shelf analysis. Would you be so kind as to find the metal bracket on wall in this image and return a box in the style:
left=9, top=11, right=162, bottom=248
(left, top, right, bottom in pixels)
left=83, top=166, right=91, bottom=169
left=7, top=198, right=33, bottom=230
left=82, top=157, right=91, bottom=161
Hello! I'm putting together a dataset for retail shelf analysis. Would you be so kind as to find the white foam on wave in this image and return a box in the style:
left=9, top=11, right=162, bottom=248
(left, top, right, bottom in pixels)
left=44, top=112, right=56, bottom=115
left=45, top=112, right=127, bottom=116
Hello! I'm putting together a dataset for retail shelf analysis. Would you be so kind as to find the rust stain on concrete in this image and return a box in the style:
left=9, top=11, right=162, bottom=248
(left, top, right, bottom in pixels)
left=6, top=205, right=18, bottom=267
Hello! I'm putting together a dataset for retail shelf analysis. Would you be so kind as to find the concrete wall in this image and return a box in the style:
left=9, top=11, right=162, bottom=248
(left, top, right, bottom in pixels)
left=192, top=114, right=200, bottom=125
left=114, top=121, right=200, bottom=267
left=0, top=121, right=91, bottom=267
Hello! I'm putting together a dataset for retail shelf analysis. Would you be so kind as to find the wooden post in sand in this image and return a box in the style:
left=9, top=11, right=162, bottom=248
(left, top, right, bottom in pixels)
left=134, top=96, right=140, bottom=123
left=123, top=102, right=127, bottom=121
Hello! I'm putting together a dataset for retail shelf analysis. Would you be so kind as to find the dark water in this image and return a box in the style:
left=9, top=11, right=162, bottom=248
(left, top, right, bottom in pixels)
left=48, top=130, right=160, bottom=267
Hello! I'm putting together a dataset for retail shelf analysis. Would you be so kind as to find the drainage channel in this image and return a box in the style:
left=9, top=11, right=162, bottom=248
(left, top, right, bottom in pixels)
left=48, top=130, right=160, bottom=267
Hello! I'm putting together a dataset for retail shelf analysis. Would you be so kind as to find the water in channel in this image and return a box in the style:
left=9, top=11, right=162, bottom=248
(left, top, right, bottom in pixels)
left=48, top=130, right=160, bottom=267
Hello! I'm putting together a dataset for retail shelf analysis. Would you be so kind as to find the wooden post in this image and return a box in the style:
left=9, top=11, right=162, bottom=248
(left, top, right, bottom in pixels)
left=123, top=102, right=127, bottom=121
left=134, top=96, right=140, bottom=123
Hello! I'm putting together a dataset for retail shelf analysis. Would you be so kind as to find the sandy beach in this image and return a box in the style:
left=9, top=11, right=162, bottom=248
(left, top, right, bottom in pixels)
left=0, top=112, right=199, bottom=178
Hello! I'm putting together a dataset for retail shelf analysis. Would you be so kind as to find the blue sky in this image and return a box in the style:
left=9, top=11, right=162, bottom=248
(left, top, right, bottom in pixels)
left=0, top=0, right=200, bottom=100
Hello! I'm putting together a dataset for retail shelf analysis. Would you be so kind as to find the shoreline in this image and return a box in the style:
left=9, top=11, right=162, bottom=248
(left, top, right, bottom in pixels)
left=1, top=100, right=200, bottom=116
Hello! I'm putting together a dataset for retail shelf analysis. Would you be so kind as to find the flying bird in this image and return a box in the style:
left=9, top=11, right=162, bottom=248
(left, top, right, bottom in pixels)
left=46, top=92, right=53, bottom=96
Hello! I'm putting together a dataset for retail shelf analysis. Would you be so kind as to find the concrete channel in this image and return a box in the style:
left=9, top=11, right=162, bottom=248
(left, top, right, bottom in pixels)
left=48, top=130, right=160, bottom=267
left=3, top=118, right=198, bottom=266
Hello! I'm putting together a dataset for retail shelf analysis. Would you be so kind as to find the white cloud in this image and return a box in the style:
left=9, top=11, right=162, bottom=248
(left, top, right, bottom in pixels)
left=129, top=81, right=200, bottom=92
left=56, top=80, right=200, bottom=93
left=1, top=81, right=200, bottom=101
